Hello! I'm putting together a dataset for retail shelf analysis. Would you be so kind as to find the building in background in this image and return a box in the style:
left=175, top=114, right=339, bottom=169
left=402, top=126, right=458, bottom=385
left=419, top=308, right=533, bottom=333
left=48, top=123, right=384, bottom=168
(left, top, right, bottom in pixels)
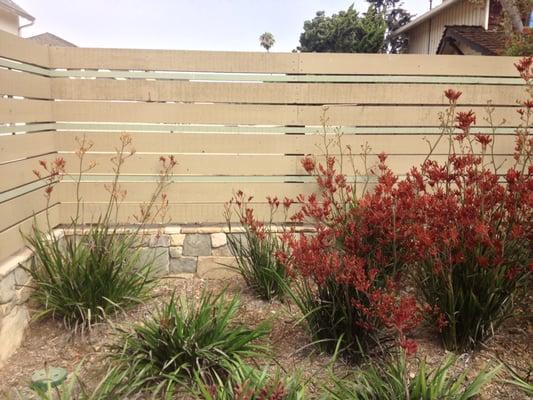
left=0, top=0, right=34, bottom=36
left=392, top=0, right=510, bottom=55
left=29, top=32, right=76, bottom=47
left=0, top=0, right=76, bottom=46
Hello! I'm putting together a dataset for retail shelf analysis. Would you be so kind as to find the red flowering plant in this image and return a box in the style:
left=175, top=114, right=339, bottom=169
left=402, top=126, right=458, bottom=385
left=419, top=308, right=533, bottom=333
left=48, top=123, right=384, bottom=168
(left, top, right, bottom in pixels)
left=407, top=58, right=533, bottom=351
left=276, top=124, right=422, bottom=359
left=25, top=133, right=177, bottom=330
left=224, top=191, right=292, bottom=301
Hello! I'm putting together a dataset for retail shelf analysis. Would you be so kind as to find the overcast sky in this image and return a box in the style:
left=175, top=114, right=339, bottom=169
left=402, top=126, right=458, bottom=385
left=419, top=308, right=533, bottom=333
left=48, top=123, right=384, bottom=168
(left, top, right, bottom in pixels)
left=17, top=0, right=433, bottom=52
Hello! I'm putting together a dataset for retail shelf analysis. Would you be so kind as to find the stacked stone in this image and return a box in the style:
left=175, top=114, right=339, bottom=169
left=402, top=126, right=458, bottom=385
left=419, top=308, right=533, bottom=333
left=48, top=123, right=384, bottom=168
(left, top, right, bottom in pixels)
left=135, top=227, right=236, bottom=278
left=0, top=251, right=32, bottom=367
left=0, top=224, right=315, bottom=365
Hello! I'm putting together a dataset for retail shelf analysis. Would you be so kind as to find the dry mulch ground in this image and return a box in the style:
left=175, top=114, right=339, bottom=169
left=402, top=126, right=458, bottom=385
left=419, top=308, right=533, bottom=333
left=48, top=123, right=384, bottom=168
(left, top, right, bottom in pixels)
left=0, top=275, right=530, bottom=399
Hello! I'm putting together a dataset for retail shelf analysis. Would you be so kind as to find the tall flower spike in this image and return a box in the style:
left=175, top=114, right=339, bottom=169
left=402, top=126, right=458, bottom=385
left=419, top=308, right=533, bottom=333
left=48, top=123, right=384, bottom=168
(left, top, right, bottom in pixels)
left=444, top=89, right=462, bottom=103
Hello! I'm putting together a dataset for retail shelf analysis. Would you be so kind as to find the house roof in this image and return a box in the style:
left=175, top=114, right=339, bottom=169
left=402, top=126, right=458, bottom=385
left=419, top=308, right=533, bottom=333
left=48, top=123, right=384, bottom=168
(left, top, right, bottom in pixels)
left=29, top=32, right=76, bottom=47
left=392, top=0, right=461, bottom=36
left=0, top=0, right=34, bottom=21
left=436, top=25, right=507, bottom=55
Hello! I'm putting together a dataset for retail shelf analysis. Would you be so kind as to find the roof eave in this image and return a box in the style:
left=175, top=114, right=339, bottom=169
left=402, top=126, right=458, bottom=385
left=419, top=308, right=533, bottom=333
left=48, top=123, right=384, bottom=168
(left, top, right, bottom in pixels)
left=391, top=0, right=461, bottom=37
left=0, top=2, right=35, bottom=21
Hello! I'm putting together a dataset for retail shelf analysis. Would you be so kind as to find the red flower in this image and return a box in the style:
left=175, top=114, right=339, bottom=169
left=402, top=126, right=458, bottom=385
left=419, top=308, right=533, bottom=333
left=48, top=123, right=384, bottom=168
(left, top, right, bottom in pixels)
left=283, top=197, right=294, bottom=209
left=301, top=156, right=316, bottom=174
left=455, top=110, right=476, bottom=132
left=474, top=134, right=491, bottom=150
left=444, top=89, right=462, bottom=103
left=399, top=338, right=418, bottom=356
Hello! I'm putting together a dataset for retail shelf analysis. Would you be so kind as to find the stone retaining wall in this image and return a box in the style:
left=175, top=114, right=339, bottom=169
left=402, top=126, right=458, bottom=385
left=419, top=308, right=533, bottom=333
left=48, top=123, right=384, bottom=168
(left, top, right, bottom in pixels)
left=0, top=224, right=312, bottom=367
left=134, top=227, right=236, bottom=278
left=0, top=249, right=32, bottom=368
left=0, top=226, right=240, bottom=367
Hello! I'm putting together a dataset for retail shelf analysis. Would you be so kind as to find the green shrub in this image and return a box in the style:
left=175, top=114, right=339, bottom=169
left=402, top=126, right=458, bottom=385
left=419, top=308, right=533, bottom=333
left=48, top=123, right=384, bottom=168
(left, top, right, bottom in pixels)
left=323, top=354, right=500, bottom=400
left=193, top=363, right=306, bottom=400
left=409, top=72, right=532, bottom=351
left=285, top=276, right=384, bottom=358
left=226, top=229, right=288, bottom=302
left=25, top=225, right=154, bottom=330
left=105, top=289, right=270, bottom=397
left=504, top=28, right=533, bottom=56
left=225, top=191, right=291, bottom=301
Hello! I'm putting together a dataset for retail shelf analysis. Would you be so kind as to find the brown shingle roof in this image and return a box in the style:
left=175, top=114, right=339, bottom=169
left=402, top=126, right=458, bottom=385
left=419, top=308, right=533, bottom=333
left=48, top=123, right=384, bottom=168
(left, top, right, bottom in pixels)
left=437, top=25, right=507, bottom=55
left=29, top=33, right=76, bottom=47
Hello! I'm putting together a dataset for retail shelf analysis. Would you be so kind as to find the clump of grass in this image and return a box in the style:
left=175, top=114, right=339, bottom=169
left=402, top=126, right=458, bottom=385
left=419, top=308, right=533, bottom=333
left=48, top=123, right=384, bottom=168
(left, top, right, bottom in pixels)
left=105, top=289, right=270, bottom=397
left=193, top=363, right=306, bottom=400
left=324, top=353, right=500, bottom=400
left=226, top=229, right=288, bottom=302
left=24, top=134, right=176, bottom=331
left=26, top=225, right=154, bottom=330
left=224, top=191, right=291, bottom=301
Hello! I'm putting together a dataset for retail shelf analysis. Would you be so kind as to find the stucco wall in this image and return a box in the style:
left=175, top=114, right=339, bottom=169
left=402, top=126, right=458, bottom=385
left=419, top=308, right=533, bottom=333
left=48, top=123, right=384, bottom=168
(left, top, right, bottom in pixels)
left=0, top=9, right=18, bottom=35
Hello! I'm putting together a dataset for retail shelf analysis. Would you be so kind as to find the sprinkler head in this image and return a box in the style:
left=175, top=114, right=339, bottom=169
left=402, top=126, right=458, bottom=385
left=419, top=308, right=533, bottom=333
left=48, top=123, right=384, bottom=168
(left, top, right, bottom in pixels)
left=30, top=366, right=67, bottom=391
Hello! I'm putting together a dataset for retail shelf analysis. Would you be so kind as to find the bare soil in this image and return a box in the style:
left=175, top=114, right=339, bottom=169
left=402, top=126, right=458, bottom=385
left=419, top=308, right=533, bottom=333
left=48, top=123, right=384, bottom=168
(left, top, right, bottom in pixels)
left=0, top=275, right=530, bottom=399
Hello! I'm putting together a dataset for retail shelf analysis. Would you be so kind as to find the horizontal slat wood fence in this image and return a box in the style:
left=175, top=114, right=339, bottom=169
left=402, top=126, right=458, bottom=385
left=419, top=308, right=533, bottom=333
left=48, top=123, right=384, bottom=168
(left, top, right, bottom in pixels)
left=0, top=29, right=528, bottom=262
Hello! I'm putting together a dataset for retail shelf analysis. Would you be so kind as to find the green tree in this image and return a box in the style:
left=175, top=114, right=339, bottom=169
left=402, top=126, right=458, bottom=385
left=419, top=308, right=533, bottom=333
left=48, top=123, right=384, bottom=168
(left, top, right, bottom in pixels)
left=297, top=4, right=386, bottom=53
left=259, top=32, right=275, bottom=52
left=368, top=0, right=412, bottom=53
left=499, top=0, right=533, bottom=55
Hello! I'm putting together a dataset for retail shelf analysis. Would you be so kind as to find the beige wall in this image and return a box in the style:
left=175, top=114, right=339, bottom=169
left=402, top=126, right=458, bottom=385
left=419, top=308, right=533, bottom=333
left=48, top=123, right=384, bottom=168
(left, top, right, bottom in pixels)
left=407, top=0, right=488, bottom=54
left=0, top=8, right=18, bottom=35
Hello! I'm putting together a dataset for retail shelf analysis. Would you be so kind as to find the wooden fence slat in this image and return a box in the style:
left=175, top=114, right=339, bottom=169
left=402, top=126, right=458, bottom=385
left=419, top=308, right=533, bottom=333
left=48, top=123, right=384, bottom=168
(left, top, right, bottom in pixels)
left=56, top=182, right=318, bottom=203
left=0, top=153, right=58, bottom=193
left=0, top=188, right=48, bottom=232
left=49, top=47, right=299, bottom=73
left=57, top=202, right=308, bottom=225
left=0, top=204, right=58, bottom=263
left=0, top=68, right=51, bottom=99
left=51, top=101, right=519, bottom=127
left=56, top=131, right=517, bottom=156
left=48, top=46, right=521, bottom=77
left=297, top=53, right=522, bottom=76
left=0, top=132, right=56, bottom=164
left=0, top=30, right=49, bottom=67
left=58, top=153, right=514, bottom=176
left=50, top=79, right=526, bottom=105
left=0, top=98, right=52, bottom=124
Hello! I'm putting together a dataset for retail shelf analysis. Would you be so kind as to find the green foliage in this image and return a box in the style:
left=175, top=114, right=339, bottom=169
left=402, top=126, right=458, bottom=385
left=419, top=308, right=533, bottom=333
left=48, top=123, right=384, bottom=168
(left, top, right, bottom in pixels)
left=323, top=354, right=500, bottom=400
left=226, top=231, right=289, bottom=301
left=505, top=27, right=533, bottom=56
left=414, top=250, right=530, bottom=351
left=193, top=363, right=306, bottom=400
left=297, top=5, right=386, bottom=53
left=283, top=277, right=380, bottom=360
left=24, top=224, right=155, bottom=331
left=367, top=0, right=412, bottom=53
left=105, top=289, right=270, bottom=397
left=24, top=134, right=175, bottom=331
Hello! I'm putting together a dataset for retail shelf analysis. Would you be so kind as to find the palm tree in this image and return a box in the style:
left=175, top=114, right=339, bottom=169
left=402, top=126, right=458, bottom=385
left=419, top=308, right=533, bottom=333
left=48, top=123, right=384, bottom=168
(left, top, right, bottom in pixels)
left=259, top=32, right=275, bottom=52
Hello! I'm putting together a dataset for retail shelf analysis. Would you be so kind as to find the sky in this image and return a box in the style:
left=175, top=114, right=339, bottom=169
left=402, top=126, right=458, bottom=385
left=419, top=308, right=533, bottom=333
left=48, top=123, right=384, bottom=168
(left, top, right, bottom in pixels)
left=16, top=0, right=433, bottom=52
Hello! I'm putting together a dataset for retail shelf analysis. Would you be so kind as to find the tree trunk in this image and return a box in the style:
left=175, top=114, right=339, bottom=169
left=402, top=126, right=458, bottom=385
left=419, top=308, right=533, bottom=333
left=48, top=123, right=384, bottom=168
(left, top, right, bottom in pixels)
left=500, top=0, right=524, bottom=33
